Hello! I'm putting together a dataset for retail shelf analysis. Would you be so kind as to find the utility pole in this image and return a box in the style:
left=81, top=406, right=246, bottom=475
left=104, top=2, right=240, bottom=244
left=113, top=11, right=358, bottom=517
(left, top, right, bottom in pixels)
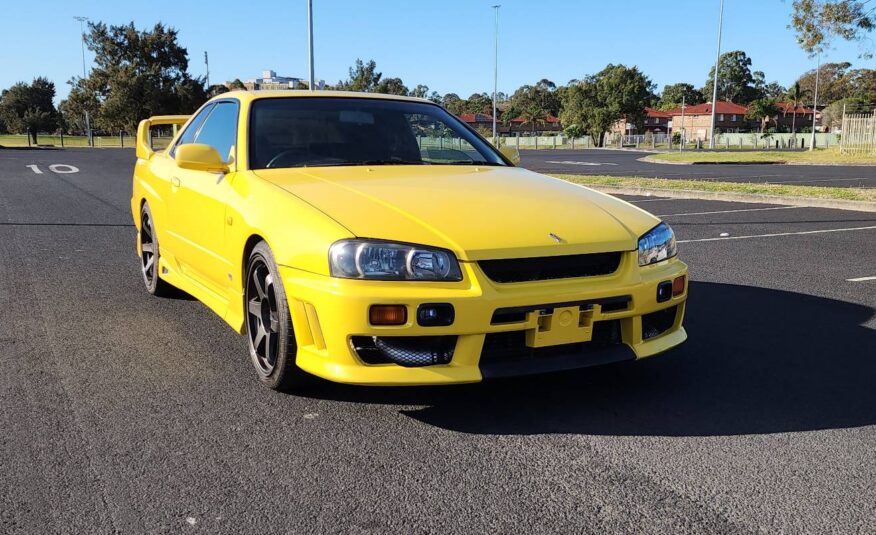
left=74, top=16, right=92, bottom=147
left=492, top=5, right=500, bottom=144
left=204, top=51, right=210, bottom=89
left=680, top=95, right=686, bottom=153
left=810, top=49, right=821, bottom=151
left=708, top=0, right=724, bottom=149
left=307, top=0, right=315, bottom=91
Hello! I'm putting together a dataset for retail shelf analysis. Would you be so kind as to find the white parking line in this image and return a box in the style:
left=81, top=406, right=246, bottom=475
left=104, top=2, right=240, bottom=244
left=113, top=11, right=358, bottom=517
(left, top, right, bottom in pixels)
left=678, top=225, right=876, bottom=243
left=658, top=206, right=798, bottom=217
left=847, top=275, right=876, bottom=282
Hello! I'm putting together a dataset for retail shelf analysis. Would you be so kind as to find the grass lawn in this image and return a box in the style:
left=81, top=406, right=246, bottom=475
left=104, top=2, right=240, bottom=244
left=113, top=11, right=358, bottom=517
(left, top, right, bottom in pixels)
left=647, top=149, right=876, bottom=166
left=550, top=174, right=876, bottom=203
left=0, top=134, right=129, bottom=148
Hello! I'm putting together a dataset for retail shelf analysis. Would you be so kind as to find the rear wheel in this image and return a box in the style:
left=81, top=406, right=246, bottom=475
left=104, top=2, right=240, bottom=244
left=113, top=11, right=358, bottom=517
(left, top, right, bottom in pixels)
left=139, top=203, right=173, bottom=297
left=245, top=241, right=309, bottom=391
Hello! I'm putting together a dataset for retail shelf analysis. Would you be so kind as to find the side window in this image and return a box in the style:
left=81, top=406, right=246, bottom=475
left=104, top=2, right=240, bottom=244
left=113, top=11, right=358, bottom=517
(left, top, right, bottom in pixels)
left=193, top=101, right=239, bottom=162
left=170, top=104, right=214, bottom=157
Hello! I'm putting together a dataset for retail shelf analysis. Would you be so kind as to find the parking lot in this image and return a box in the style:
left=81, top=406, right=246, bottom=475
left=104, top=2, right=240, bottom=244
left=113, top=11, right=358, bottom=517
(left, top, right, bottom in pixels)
left=521, top=148, right=876, bottom=188
left=1, top=148, right=874, bottom=533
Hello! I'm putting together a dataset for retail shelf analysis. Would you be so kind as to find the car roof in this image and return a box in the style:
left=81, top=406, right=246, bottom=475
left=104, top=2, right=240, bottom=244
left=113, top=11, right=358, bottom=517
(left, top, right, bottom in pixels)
left=212, top=90, right=433, bottom=105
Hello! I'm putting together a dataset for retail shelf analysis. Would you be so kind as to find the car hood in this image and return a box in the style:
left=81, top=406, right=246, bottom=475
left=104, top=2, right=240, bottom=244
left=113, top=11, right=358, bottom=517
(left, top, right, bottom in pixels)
left=253, top=166, right=660, bottom=261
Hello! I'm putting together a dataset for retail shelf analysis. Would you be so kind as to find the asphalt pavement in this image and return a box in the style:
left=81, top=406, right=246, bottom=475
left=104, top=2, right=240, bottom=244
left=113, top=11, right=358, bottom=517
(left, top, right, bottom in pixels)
left=521, top=148, right=876, bottom=188
left=1, top=148, right=874, bottom=534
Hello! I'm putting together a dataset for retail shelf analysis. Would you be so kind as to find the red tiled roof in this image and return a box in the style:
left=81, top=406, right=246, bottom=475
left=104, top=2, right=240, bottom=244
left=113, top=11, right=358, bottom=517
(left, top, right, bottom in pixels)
left=776, top=102, right=815, bottom=114
left=509, top=114, right=560, bottom=123
left=670, top=101, right=748, bottom=116
left=645, top=107, right=672, bottom=118
left=458, top=113, right=493, bottom=122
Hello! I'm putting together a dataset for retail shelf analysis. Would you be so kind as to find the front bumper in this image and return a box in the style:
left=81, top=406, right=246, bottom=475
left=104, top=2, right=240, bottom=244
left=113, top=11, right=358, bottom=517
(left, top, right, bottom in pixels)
left=281, top=252, right=687, bottom=385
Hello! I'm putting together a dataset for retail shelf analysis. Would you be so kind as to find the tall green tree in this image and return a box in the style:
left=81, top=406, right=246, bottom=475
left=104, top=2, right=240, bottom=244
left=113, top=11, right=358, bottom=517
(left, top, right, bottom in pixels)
left=702, top=51, right=764, bottom=103
left=559, top=64, right=654, bottom=146
left=659, top=83, right=704, bottom=109
left=375, top=77, right=409, bottom=95
left=75, top=21, right=207, bottom=133
left=791, top=0, right=875, bottom=56
left=786, top=82, right=811, bottom=134
left=0, top=77, right=58, bottom=143
left=336, top=59, right=382, bottom=92
left=794, top=62, right=854, bottom=104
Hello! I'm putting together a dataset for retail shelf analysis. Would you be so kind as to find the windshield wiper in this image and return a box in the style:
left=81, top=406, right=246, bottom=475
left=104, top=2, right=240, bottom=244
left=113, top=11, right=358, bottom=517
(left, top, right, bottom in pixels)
left=356, top=159, right=426, bottom=166
left=429, top=161, right=505, bottom=166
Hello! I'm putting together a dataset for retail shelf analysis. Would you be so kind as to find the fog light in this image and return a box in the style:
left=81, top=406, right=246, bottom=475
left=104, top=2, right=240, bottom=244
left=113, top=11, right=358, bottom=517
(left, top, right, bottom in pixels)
left=417, top=303, right=455, bottom=327
left=672, top=275, right=686, bottom=296
left=369, top=305, right=407, bottom=326
left=656, top=281, right=673, bottom=303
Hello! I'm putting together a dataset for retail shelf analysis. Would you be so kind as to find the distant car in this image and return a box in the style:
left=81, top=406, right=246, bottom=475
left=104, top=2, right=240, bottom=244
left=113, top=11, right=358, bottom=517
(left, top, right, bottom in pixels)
left=132, top=91, right=687, bottom=390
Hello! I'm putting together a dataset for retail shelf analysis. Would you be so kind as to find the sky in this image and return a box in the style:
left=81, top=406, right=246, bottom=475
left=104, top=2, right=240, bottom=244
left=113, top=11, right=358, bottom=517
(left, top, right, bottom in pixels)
left=3, top=0, right=874, bottom=104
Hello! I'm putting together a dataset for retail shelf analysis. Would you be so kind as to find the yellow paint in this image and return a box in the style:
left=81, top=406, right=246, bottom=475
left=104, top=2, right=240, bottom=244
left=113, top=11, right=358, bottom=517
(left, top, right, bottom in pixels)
left=132, top=91, right=688, bottom=385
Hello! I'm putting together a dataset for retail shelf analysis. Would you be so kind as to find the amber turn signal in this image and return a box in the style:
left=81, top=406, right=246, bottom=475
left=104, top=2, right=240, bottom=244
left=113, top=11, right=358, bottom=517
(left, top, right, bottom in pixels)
left=369, top=305, right=408, bottom=326
left=672, top=275, right=686, bottom=296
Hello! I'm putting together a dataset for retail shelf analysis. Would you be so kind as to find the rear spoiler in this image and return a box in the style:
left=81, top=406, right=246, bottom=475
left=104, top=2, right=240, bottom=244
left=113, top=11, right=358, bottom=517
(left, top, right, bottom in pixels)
left=136, top=115, right=190, bottom=160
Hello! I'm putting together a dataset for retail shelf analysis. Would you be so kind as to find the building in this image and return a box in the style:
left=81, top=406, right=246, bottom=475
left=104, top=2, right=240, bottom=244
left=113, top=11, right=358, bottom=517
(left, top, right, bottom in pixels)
left=228, top=70, right=325, bottom=91
left=774, top=102, right=816, bottom=132
left=610, top=107, right=672, bottom=136
left=668, top=101, right=751, bottom=141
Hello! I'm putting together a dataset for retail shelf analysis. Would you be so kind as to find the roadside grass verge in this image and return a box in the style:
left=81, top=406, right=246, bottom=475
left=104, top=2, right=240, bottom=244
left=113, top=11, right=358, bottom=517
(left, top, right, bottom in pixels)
left=647, top=149, right=876, bottom=165
left=550, top=174, right=876, bottom=203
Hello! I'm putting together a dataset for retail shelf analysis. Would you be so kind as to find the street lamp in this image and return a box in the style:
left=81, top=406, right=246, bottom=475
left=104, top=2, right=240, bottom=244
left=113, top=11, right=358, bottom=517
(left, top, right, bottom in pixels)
left=307, top=0, right=315, bottom=91
left=73, top=16, right=92, bottom=147
left=708, top=0, right=724, bottom=149
left=810, top=49, right=821, bottom=151
left=492, top=5, right=500, bottom=144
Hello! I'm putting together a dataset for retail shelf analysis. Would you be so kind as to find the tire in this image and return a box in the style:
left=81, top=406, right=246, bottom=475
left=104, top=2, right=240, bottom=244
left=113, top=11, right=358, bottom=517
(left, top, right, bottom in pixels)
left=244, top=241, right=310, bottom=391
left=139, top=203, right=174, bottom=297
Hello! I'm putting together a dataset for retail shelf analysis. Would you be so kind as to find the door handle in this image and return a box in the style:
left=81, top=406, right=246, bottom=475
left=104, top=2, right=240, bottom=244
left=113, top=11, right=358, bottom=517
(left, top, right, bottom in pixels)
left=171, top=176, right=181, bottom=187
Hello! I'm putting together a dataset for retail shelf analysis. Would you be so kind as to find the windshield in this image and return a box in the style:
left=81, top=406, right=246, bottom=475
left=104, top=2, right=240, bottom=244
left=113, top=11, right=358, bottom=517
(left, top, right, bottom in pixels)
left=248, top=97, right=508, bottom=169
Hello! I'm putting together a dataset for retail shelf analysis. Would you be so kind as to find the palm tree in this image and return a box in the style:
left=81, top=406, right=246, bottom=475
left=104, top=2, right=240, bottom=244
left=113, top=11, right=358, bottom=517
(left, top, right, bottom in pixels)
left=786, top=82, right=811, bottom=135
left=518, top=106, right=546, bottom=134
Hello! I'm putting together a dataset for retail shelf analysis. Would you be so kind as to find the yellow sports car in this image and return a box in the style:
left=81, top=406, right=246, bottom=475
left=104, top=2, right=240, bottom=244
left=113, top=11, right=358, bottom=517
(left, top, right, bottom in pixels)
left=132, top=91, right=687, bottom=390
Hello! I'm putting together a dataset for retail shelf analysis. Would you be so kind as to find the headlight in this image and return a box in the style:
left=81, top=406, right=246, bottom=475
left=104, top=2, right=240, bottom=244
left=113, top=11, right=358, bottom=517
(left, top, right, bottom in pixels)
left=638, top=222, right=677, bottom=266
left=329, top=240, right=462, bottom=281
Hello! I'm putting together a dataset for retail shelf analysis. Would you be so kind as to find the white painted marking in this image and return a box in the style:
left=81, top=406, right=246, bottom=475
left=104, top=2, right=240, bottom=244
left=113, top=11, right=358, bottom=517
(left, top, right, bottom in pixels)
left=48, top=164, right=79, bottom=174
left=545, top=160, right=618, bottom=166
left=186, top=517, right=197, bottom=525
left=25, top=164, right=43, bottom=174
left=303, top=413, right=318, bottom=420
left=657, top=206, right=799, bottom=217
left=847, top=275, right=876, bottom=282
left=678, top=225, right=876, bottom=243
left=719, top=232, right=730, bottom=237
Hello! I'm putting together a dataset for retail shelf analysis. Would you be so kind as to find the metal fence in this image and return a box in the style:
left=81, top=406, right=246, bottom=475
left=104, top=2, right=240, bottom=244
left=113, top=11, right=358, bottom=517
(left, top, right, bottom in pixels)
left=839, top=113, right=876, bottom=154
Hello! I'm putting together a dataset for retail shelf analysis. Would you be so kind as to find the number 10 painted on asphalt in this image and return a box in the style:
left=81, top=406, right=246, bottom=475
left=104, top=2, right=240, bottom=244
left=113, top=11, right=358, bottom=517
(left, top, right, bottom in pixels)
left=26, top=164, right=80, bottom=174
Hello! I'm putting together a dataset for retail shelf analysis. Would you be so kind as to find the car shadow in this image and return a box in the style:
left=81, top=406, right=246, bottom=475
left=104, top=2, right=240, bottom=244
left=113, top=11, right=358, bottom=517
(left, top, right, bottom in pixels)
left=299, top=281, right=876, bottom=437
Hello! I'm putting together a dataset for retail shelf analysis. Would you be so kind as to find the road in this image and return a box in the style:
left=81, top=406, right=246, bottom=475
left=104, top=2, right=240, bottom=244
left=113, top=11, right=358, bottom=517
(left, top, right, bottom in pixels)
left=521, top=148, right=876, bottom=188
left=1, top=148, right=874, bottom=534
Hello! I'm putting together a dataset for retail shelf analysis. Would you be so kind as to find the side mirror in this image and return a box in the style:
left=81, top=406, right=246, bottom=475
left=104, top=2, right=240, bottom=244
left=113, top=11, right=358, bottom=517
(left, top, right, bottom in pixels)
left=499, top=146, right=521, bottom=166
left=175, top=143, right=229, bottom=173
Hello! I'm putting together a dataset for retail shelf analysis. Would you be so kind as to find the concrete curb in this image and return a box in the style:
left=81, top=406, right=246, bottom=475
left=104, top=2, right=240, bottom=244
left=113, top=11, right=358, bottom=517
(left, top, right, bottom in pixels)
left=584, top=185, right=876, bottom=213
left=639, top=154, right=876, bottom=167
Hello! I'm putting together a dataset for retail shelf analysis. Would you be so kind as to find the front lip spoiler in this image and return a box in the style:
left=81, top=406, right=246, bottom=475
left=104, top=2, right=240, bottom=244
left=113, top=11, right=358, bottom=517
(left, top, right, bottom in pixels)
left=479, top=344, right=636, bottom=379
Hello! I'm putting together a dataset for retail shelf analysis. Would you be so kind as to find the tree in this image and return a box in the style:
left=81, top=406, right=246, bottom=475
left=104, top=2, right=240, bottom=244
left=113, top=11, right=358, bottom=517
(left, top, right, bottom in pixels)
left=375, top=77, right=408, bottom=95
left=441, top=93, right=464, bottom=114
left=410, top=84, right=430, bottom=98
left=820, top=96, right=869, bottom=129
left=761, top=81, right=787, bottom=99
left=659, top=83, right=704, bottom=109
left=745, top=98, right=781, bottom=132
left=559, top=64, right=654, bottom=146
left=795, top=62, right=854, bottom=104
left=227, top=78, right=247, bottom=90
left=505, top=80, right=561, bottom=120
left=73, top=21, right=207, bottom=133
left=510, top=105, right=546, bottom=134
left=0, top=77, right=58, bottom=144
left=336, top=59, right=382, bottom=92
left=462, top=93, right=493, bottom=115
left=703, top=50, right=763, bottom=103
left=791, top=0, right=875, bottom=56
left=786, top=82, right=811, bottom=134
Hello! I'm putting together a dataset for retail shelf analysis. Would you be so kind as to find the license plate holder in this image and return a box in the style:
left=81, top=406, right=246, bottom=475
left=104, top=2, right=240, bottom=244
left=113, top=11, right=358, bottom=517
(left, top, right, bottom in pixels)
left=525, top=305, right=595, bottom=348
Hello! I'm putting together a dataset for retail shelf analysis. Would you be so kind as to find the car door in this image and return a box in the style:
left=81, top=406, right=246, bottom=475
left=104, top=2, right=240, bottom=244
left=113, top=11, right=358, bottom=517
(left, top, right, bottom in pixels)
left=167, top=100, right=240, bottom=296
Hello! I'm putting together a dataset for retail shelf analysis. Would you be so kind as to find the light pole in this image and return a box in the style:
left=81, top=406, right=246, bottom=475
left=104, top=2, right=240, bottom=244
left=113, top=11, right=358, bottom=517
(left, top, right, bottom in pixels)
left=74, top=16, right=92, bottom=147
left=492, top=5, right=500, bottom=144
left=809, top=50, right=821, bottom=151
left=708, top=0, right=724, bottom=149
left=307, top=0, right=315, bottom=91
left=204, top=51, right=210, bottom=89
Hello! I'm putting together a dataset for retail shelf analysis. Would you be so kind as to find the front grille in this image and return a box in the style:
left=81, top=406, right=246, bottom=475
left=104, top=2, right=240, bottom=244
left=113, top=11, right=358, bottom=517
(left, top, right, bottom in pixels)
left=351, top=336, right=457, bottom=367
left=478, top=252, right=622, bottom=283
left=641, top=306, right=678, bottom=340
left=490, top=296, right=632, bottom=325
left=480, top=320, right=622, bottom=364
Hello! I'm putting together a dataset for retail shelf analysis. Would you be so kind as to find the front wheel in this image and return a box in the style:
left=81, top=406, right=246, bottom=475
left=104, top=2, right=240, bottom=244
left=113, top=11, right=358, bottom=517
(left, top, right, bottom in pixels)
left=245, top=241, right=309, bottom=391
left=139, top=203, right=174, bottom=297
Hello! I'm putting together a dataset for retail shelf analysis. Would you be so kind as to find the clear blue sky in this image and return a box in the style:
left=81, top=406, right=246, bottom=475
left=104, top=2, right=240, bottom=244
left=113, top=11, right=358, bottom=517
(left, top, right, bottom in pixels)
left=3, top=0, right=871, bottom=104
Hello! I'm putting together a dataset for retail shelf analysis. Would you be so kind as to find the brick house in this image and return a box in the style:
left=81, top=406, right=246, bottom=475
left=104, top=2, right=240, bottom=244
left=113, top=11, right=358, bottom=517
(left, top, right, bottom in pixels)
left=668, top=101, right=751, bottom=141
left=610, top=107, right=672, bottom=136
left=774, top=102, right=816, bottom=132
